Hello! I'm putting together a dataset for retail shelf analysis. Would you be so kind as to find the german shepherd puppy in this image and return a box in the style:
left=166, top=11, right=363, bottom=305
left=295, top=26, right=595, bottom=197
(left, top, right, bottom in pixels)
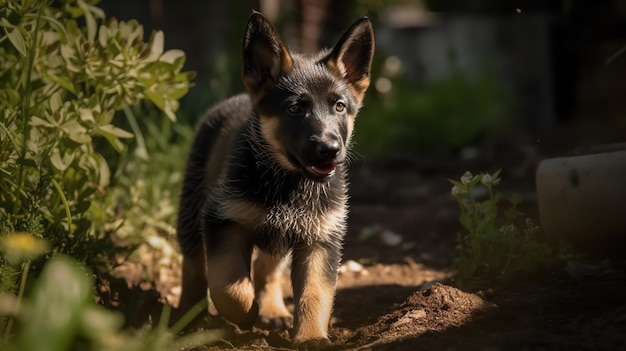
left=176, top=11, right=374, bottom=349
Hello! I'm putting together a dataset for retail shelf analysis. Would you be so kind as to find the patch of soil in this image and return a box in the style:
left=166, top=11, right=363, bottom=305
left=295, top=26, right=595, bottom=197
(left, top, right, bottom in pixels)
left=337, top=283, right=496, bottom=350
left=109, top=122, right=626, bottom=350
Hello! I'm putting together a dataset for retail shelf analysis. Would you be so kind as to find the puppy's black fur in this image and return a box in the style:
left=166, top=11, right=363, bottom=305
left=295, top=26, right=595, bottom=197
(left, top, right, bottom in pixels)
left=176, top=11, right=374, bottom=349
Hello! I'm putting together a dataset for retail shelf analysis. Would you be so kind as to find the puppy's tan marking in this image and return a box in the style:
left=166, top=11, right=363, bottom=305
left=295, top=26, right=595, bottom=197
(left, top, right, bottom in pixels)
left=293, top=248, right=335, bottom=342
left=318, top=205, right=348, bottom=238
left=346, top=113, right=356, bottom=145
left=260, top=115, right=298, bottom=171
left=254, top=252, right=292, bottom=325
left=220, top=198, right=267, bottom=229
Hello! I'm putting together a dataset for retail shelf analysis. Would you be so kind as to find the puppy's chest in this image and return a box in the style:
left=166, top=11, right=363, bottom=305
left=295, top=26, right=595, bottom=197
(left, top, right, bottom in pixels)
left=214, top=186, right=347, bottom=253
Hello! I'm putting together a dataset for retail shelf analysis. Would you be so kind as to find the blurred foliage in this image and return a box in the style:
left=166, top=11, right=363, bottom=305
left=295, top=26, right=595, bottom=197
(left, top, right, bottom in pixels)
left=0, top=0, right=193, bottom=271
left=450, top=171, right=571, bottom=281
left=101, top=103, right=193, bottom=280
left=354, top=55, right=510, bottom=157
left=0, top=242, right=217, bottom=351
left=0, top=0, right=196, bottom=343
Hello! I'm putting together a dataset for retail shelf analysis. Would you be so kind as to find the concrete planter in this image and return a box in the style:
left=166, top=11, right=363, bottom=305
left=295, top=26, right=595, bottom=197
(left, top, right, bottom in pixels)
left=536, top=149, right=626, bottom=255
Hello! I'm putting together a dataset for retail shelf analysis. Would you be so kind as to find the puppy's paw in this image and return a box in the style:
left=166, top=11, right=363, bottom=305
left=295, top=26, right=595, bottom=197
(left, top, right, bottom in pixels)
left=255, top=314, right=294, bottom=330
left=256, top=286, right=293, bottom=330
left=293, top=337, right=333, bottom=351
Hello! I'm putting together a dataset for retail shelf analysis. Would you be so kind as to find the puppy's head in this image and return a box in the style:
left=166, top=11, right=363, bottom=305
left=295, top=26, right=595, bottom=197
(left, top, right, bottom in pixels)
left=242, top=11, right=374, bottom=180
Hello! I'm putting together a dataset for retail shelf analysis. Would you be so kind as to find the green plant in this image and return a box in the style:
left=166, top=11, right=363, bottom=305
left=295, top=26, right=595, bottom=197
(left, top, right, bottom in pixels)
left=354, top=56, right=510, bottom=157
left=0, top=0, right=193, bottom=279
left=0, top=0, right=198, bottom=342
left=449, top=170, right=558, bottom=280
left=0, top=233, right=217, bottom=351
left=100, top=104, right=194, bottom=286
left=0, top=232, right=50, bottom=340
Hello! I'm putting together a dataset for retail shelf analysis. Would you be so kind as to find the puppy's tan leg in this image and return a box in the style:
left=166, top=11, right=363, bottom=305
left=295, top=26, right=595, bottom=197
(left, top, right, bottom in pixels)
left=205, top=222, right=258, bottom=330
left=254, top=251, right=293, bottom=329
left=291, top=242, right=341, bottom=348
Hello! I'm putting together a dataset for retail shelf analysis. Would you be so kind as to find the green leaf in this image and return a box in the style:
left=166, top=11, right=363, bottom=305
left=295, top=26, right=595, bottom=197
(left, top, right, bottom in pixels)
left=77, top=0, right=97, bottom=42
left=45, top=72, right=77, bottom=94
left=492, top=168, right=502, bottom=180
left=504, top=206, right=523, bottom=221
left=7, top=28, right=27, bottom=57
left=17, top=256, right=92, bottom=351
left=49, top=92, right=63, bottom=112
left=50, top=149, right=75, bottom=172
left=160, top=49, right=185, bottom=64
left=163, top=98, right=178, bottom=122
left=95, top=125, right=132, bottom=153
left=1, top=88, right=21, bottom=106
left=98, top=22, right=109, bottom=47
left=164, top=82, right=191, bottom=101
left=468, top=174, right=482, bottom=188
left=95, top=108, right=115, bottom=125
left=145, top=88, right=165, bottom=110
left=479, top=199, right=496, bottom=214
left=97, top=124, right=134, bottom=139
left=459, top=212, right=473, bottom=231
left=509, top=193, right=522, bottom=206
left=40, top=30, right=60, bottom=47
left=75, top=200, right=91, bottom=214
left=37, top=15, right=70, bottom=41
left=175, top=70, right=197, bottom=82
left=93, top=152, right=111, bottom=187
left=448, top=179, right=466, bottom=189
left=78, top=107, right=96, bottom=124
left=148, top=30, right=164, bottom=61
left=62, top=120, right=91, bottom=144
left=30, top=116, right=55, bottom=128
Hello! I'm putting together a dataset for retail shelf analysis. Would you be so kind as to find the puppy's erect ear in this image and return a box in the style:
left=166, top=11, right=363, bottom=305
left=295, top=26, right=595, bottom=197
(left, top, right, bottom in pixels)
left=242, top=11, right=292, bottom=100
left=325, top=17, right=375, bottom=103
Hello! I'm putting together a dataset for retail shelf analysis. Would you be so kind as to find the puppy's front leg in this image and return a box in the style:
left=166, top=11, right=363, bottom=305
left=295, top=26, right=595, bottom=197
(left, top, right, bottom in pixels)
left=291, top=241, right=341, bottom=349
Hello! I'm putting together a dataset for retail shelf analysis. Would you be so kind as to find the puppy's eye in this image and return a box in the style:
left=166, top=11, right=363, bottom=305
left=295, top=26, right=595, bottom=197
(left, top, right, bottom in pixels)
left=287, top=102, right=302, bottom=114
left=335, top=101, right=346, bottom=113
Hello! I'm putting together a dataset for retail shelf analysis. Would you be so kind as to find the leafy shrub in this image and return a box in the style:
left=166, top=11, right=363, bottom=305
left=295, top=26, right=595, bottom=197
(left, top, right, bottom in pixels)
left=101, top=105, right=194, bottom=285
left=0, top=0, right=193, bottom=275
left=0, top=0, right=203, bottom=344
left=0, top=234, right=217, bottom=351
left=449, top=170, right=566, bottom=280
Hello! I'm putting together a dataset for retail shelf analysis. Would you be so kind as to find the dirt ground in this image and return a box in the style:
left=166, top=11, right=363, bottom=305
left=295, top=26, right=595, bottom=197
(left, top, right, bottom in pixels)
left=109, top=120, right=626, bottom=350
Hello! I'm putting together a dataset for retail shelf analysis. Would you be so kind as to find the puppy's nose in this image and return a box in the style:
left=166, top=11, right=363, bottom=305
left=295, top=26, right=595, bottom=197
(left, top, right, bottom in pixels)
left=315, top=140, right=341, bottom=159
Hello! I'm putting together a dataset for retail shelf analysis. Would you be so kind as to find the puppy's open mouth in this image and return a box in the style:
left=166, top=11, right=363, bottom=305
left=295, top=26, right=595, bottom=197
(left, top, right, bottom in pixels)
left=310, top=163, right=338, bottom=177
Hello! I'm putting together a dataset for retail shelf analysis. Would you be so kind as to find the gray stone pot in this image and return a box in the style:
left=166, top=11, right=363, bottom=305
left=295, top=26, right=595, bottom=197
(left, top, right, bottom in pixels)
left=536, top=150, right=626, bottom=255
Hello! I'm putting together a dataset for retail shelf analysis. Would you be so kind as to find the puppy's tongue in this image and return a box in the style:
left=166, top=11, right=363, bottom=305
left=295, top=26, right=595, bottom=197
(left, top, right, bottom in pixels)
left=311, top=163, right=337, bottom=176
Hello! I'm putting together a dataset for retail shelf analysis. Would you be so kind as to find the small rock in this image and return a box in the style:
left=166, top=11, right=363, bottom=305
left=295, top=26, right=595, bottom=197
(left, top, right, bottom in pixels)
left=391, top=309, right=427, bottom=329
left=170, top=286, right=181, bottom=295
left=566, top=260, right=606, bottom=280
left=380, top=230, right=403, bottom=247
left=339, top=259, right=364, bottom=274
